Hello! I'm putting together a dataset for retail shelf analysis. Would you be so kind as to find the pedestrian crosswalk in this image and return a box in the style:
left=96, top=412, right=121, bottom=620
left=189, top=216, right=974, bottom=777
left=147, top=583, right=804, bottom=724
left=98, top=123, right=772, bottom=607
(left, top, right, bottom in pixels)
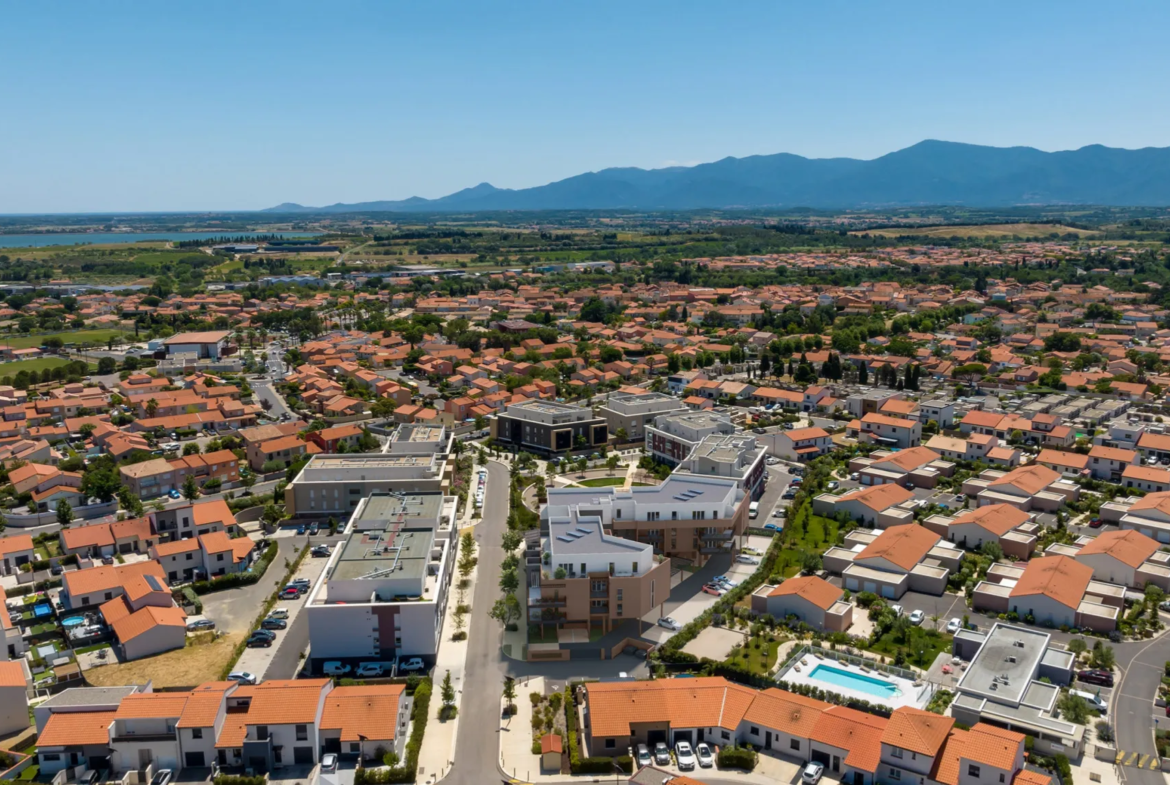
left=1115, top=750, right=1163, bottom=769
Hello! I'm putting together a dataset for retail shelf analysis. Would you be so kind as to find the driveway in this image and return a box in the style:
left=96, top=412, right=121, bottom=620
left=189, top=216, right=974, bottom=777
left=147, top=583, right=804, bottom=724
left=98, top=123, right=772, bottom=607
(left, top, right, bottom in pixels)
left=639, top=553, right=758, bottom=644
left=201, top=535, right=304, bottom=634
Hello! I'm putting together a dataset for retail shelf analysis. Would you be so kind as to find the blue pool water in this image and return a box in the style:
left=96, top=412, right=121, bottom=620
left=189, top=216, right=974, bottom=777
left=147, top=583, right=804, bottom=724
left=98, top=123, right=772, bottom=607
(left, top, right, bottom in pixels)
left=33, top=603, right=52, bottom=618
left=808, top=664, right=900, bottom=700
left=62, top=617, right=85, bottom=628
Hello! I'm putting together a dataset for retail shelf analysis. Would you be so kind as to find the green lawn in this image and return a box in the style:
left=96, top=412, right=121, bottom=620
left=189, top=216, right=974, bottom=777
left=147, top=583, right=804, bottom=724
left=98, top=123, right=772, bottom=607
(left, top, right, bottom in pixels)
left=0, top=356, right=94, bottom=376
left=771, top=504, right=840, bottom=579
left=528, top=625, right=559, bottom=644
left=575, top=477, right=627, bottom=487
left=868, top=626, right=950, bottom=669
left=3, top=328, right=127, bottom=349
left=725, top=635, right=782, bottom=675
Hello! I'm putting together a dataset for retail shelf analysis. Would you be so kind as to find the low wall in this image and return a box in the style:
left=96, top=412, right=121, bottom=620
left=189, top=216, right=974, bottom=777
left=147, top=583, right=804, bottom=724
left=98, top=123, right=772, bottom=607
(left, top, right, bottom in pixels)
left=7, top=500, right=118, bottom=528
left=528, top=644, right=570, bottom=662
left=234, top=506, right=266, bottom=523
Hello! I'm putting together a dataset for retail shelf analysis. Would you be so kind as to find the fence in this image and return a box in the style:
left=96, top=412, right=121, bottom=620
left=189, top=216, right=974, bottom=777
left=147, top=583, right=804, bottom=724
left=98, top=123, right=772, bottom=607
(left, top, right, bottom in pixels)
left=781, top=644, right=922, bottom=682
left=7, top=500, right=118, bottom=528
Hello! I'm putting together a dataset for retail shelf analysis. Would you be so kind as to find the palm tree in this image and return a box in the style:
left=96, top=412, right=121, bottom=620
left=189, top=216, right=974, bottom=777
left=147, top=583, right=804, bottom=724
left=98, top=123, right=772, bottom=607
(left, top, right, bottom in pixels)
left=145, top=399, right=159, bottom=418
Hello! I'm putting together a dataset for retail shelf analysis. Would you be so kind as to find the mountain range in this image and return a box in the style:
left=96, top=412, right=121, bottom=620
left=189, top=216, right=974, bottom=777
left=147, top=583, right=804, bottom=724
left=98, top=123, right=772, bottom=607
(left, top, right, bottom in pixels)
left=263, top=140, right=1170, bottom=213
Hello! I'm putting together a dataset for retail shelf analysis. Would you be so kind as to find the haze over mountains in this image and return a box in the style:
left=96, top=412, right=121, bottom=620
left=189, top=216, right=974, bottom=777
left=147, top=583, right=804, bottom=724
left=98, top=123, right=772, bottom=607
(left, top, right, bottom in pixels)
left=265, top=140, right=1170, bottom=213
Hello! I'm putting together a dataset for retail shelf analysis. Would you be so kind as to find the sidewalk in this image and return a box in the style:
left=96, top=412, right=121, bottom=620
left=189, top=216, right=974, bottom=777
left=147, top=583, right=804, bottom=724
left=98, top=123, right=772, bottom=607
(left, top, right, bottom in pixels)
left=416, top=491, right=480, bottom=784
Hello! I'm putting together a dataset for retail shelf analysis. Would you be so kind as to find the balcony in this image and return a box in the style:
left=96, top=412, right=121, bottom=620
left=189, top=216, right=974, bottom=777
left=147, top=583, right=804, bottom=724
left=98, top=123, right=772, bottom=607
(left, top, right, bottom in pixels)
left=112, top=732, right=176, bottom=743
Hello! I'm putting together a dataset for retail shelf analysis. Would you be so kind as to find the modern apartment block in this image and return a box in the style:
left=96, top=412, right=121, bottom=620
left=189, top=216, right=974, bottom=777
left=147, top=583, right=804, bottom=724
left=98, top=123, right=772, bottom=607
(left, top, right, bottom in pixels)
left=284, top=453, right=451, bottom=518
left=528, top=518, right=670, bottom=634
left=645, top=410, right=736, bottom=466
left=673, top=433, right=767, bottom=498
left=597, top=391, right=685, bottom=441
left=489, top=400, right=608, bottom=458
left=541, top=474, right=748, bottom=566
left=387, top=423, right=450, bottom=454
left=305, top=492, right=458, bottom=671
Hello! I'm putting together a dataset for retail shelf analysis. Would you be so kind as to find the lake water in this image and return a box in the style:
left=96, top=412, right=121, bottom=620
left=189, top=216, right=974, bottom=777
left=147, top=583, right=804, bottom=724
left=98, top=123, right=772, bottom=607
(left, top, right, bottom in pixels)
left=0, top=231, right=319, bottom=248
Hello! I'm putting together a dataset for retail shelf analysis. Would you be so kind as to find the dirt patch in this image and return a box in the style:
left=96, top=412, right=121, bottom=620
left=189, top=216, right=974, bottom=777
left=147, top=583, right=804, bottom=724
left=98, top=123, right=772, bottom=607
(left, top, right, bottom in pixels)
left=84, top=633, right=242, bottom=688
left=682, top=625, right=747, bottom=661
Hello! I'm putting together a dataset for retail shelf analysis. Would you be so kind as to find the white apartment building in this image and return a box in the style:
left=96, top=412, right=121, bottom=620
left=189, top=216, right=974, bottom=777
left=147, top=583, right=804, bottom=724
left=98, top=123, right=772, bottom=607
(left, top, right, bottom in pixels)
left=284, top=453, right=451, bottom=518
left=673, top=433, right=767, bottom=498
left=598, top=391, right=686, bottom=441
left=645, top=410, right=736, bottom=466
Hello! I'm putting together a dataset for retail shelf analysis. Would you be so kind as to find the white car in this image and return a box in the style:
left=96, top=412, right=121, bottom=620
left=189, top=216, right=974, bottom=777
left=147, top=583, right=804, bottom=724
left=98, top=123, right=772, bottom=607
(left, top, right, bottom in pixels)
left=320, top=754, right=338, bottom=773
left=674, top=741, right=696, bottom=770
left=657, top=617, right=681, bottom=630
left=399, top=657, right=425, bottom=672
left=909, top=610, right=925, bottom=625
left=946, top=618, right=963, bottom=634
left=266, top=608, right=289, bottom=620
left=696, top=742, right=714, bottom=768
left=736, top=554, right=760, bottom=565
left=227, top=671, right=257, bottom=685
left=323, top=662, right=351, bottom=676
left=635, top=744, right=652, bottom=768
left=802, top=761, right=824, bottom=784
left=891, top=604, right=904, bottom=617
left=355, top=662, right=383, bottom=677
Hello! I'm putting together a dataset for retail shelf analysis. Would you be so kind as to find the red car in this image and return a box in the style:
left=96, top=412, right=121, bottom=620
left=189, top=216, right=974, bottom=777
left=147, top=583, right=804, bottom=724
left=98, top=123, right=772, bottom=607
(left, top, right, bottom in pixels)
left=701, top=584, right=724, bottom=596
left=1088, top=518, right=1103, bottom=528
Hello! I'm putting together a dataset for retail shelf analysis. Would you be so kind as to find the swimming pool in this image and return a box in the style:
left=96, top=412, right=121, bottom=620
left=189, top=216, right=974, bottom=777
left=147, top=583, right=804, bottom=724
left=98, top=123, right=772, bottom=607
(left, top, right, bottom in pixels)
left=809, top=664, right=901, bottom=700
left=62, top=617, right=86, bottom=628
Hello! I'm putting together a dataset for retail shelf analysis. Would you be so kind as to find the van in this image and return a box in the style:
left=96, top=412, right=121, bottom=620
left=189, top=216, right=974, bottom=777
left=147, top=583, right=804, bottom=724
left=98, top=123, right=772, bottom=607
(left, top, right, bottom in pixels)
left=323, top=661, right=351, bottom=676
left=749, top=501, right=760, bottom=519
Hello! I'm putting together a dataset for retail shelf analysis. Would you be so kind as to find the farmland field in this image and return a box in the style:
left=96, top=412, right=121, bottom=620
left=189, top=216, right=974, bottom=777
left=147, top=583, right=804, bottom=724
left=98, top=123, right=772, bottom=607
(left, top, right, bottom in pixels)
left=851, top=223, right=1099, bottom=239
left=1, top=328, right=128, bottom=349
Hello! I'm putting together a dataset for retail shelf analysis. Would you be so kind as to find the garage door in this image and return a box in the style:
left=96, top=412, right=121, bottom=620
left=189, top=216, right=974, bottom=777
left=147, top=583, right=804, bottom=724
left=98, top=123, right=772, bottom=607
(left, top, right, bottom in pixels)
left=673, top=730, right=694, bottom=746
left=811, top=749, right=830, bottom=766
left=646, top=730, right=667, bottom=746
left=293, top=747, right=314, bottom=765
left=863, top=582, right=877, bottom=594
left=185, top=752, right=205, bottom=768
left=881, top=585, right=896, bottom=599
left=845, top=578, right=859, bottom=591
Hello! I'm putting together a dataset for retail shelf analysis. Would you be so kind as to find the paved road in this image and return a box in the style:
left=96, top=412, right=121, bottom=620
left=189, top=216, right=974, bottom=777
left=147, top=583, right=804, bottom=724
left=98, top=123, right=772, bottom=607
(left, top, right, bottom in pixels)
left=445, top=460, right=510, bottom=784
left=1114, top=632, right=1170, bottom=785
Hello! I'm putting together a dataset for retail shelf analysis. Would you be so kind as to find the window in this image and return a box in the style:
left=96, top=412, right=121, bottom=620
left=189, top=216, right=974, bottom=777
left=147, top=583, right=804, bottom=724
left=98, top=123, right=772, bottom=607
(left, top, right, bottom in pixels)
left=671, top=511, right=678, bottom=520
left=581, top=563, right=587, bottom=575
left=692, top=511, right=706, bottom=520
left=999, top=775, right=1006, bottom=783
left=296, top=725, right=308, bottom=741
left=192, top=728, right=203, bottom=739
left=888, top=770, right=901, bottom=781
left=350, top=743, right=360, bottom=753
left=605, top=739, right=616, bottom=749
left=721, top=731, right=730, bottom=741
left=616, top=589, right=623, bottom=600
left=647, top=511, right=660, bottom=522
left=257, top=726, right=269, bottom=740
left=967, top=765, right=981, bottom=778
left=789, top=739, right=800, bottom=751
left=217, top=554, right=224, bottom=562
left=750, top=726, right=760, bottom=736
left=105, top=592, right=113, bottom=601
left=891, top=748, right=903, bottom=759
left=186, top=554, right=194, bottom=561
left=42, top=754, right=60, bottom=762
left=616, top=604, right=622, bottom=615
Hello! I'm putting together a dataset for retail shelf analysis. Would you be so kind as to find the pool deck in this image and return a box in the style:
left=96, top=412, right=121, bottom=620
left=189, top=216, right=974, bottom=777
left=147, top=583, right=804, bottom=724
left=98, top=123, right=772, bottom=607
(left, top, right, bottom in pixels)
left=778, top=653, right=931, bottom=711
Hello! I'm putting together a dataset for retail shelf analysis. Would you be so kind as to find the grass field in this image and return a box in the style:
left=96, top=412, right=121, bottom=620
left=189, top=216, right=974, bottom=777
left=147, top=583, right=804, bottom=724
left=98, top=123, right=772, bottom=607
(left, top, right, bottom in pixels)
left=2, top=328, right=127, bottom=350
left=574, top=477, right=627, bottom=487
left=84, top=633, right=242, bottom=688
left=0, top=357, right=80, bottom=376
left=851, top=223, right=1099, bottom=239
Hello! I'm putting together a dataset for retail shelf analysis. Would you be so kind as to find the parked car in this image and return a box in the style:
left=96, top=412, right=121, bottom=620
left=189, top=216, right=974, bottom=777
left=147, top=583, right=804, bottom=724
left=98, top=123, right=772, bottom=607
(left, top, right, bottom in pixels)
left=151, top=770, right=172, bottom=785
left=321, top=754, right=338, bottom=773
left=635, top=744, right=652, bottom=768
left=355, top=662, right=384, bottom=677
left=736, top=554, right=760, bottom=565
left=891, top=604, right=904, bottom=617
left=83, top=770, right=102, bottom=785
left=696, top=742, right=713, bottom=768
left=168, top=490, right=182, bottom=500
left=772, top=507, right=783, bottom=517
left=801, top=762, right=824, bottom=784
left=713, top=575, right=738, bottom=588
left=228, top=671, right=257, bottom=685
left=308, top=522, right=319, bottom=536
left=653, top=742, right=670, bottom=765
left=246, top=634, right=272, bottom=648
left=279, top=587, right=301, bottom=600
left=849, top=472, right=860, bottom=481
left=291, top=578, right=312, bottom=590
left=260, top=618, right=287, bottom=630
left=1088, top=518, right=1103, bottom=528
left=909, top=610, right=925, bottom=626
left=764, top=523, right=782, bottom=532
left=827, top=481, right=839, bottom=490
left=296, top=524, right=306, bottom=535
left=311, top=545, right=331, bottom=557
left=250, top=628, right=276, bottom=639
left=266, top=608, right=289, bottom=620
left=752, top=427, right=766, bottom=434
left=399, top=657, right=426, bottom=672
left=186, top=618, right=216, bottom=632
left=1077, top=669, right=1114, bottom=687
left=946, top=618, right=962, bottom=634
left=323, top=661, right=351, bottom=676
left=701, top=584, right=724, bottom=596
left=675, top=741, right=696, bottom=770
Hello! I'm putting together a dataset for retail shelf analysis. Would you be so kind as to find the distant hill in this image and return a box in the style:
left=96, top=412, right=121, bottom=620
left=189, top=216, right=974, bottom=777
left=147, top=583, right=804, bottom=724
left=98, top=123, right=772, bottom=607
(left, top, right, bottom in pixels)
left=264, top=140, right=1170, bottom=213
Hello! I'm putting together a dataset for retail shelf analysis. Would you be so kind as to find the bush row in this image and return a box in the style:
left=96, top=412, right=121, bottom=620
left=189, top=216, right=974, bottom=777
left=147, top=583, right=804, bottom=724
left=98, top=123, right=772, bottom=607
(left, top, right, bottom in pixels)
left=213, top=777, right=265, bottom=785
left=716, top=746, right=757, bottom=771
left=190, top=542, right=278, bottom=595
left=218, top=543, right=307, bottom=681
left=354, top=678, right=432, bottom=784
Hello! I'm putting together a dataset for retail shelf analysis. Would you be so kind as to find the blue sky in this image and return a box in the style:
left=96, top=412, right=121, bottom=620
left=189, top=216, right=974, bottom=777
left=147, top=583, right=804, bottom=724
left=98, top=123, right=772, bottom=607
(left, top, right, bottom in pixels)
left=3, top=1, right=1169, bottom=213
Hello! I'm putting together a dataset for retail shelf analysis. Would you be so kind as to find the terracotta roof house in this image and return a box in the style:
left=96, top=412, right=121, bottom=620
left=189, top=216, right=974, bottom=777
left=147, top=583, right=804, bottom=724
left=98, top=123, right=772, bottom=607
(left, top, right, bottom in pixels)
left=750, top=576, right=852, bottom=632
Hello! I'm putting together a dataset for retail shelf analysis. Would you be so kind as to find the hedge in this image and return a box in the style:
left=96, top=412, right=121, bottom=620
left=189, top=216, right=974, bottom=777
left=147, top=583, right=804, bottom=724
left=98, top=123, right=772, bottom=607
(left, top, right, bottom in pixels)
left=6, top=579, right=61, bottom=598
left=564, top=686, right=582, bottom=772
left=716, top=746, right=757, bottom=771
left=354, top=678, right=432, bottom=784
left=190, top=543, right=277, bottom=595
left=213, top=777, right=265, bottom=785
left=180, top=587, right=202, bottom=614
left=576, top=757, right=614, bottom=774
left=218, top=543, right=308, bottom=681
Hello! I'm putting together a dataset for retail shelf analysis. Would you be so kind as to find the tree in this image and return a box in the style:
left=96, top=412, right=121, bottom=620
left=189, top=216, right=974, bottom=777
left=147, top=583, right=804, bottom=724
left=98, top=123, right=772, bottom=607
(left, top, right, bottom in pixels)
left=499, top=568, right=519, bottom=595
left=606, top=454, right=620, bottom=474
left=56, top=499, right=73, bottom=526
left=183, top=443, right=201, bottom=456
left=241, top=470, right=257, bottom=491
left=615, top=427, right=628, bottom=443
left=1043, top=332, right=1083, bottom=353
left=181, top=475, right=200, bottom=501
left=80, top=464, right=123, bottom=503
left=858, top=362, right=868, bottom=385
left=502, top=676, right=517, bottom=714
left=97, top=356, right=117, bottom=375
left=78, top=422, right=97, bottom=439
left=1089, top=641, right=1115, bottom=670
left=489, top=595, right=521, bottom=626
left=118, top=489, right=145, bottom=518
left=261, top=503, right=282, bottom=526
left=145, top=398, right=159, bottom=418
left=1057, top=692, right=1090, bottom=725
left=440, top=670, right=455, bottom=708
left=501, top=529, right=523, bottom=552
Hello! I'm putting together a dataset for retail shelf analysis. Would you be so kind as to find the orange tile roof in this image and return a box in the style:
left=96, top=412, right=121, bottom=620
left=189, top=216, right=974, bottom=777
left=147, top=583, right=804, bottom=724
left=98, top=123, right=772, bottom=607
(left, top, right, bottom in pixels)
left=585, top=677, right=757, bottom=738
left=809, top=706, right=886, bottom=772
left=962, top=410, right=1005, bottom=428
left=1008, top=555, right=1093, bottom=608
left=64, top=560, right=165, bottom=598
left=767, top=576, right=842, bottom=610
left=246, top=679, right=331, bottom=725
left=874, top=445, right=942, bottom=472
left=856, top=524, right=940, bottom=572
left=964, top=723, right=1025, bottom=769
left=1129, top=489, right=1170, bottom=515
left=990, top=464, right=1059, bottom=495
left=837, top=483, right=914, bottom=512
left=1013, top=772, right=1053, bottom=785
left=1077, top=529, right=1159, bottom=569
left=0, top=660, right=25, bottom=688
left=38, top=710, right=116, bottom=747
left=1036, top=449, right=1088, bottom=471
left=178, top=686, right=234, bottom=728
left=740, top=688, right=826, bottom=738
left=61, top=522, right=116, bottom=551
left=192, top=498, right=236, bottom=528
left=786, top=426, right=830, bottom=440
left=154, top=538, right=200, bottom=557
left=948, top=504, right=1030, bottom=537
left=199, top=531, right=234, bottom=553
left=1122, top=465, right=1170, bottom=484
left=0, top=534, right=32, bottom=556
left=320, top=684, right=406, bottom=742
left=540, top=734, right=563, bottom=754
left=880, top=706, right=954, bottom=756
left=215, top=716, right=249, bottom=749
left=1089, top=445, right=1137, bottom=463
left=115, top=692, right=193, bottom=719
left=102, top=599, right=187, bottom=642
left=861, top=412, right=916, bottom=429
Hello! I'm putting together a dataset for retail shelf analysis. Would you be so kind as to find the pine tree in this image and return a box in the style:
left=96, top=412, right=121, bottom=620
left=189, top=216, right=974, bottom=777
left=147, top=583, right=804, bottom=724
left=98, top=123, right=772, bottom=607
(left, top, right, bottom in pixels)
left=760, top=353, right=771, bottom=374
left=858, top=362, right=868, bottom=385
